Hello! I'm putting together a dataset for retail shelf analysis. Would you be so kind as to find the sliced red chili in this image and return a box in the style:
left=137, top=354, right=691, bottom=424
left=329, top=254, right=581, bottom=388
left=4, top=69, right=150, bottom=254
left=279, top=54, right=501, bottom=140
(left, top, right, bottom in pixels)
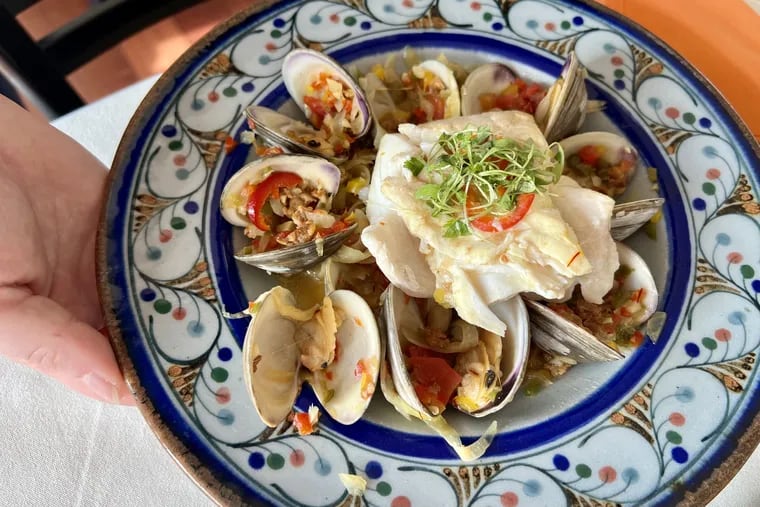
left=316, top=219, right=349, bottom=238
left=293, top=412, right=314, bottom=435
left=470, top=193, right=535, bottom=233
left=246, top=171, right=303, bottom=231
left=303, top=95, right=327, bottom=129
left=578, top=144, right=604, bottom=166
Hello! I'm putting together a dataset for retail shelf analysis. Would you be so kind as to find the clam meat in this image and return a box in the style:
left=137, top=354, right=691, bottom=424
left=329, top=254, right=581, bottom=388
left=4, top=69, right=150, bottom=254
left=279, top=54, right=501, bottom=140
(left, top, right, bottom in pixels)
left=527, top=242, right=659, bottom=362
left=242, top=286, right=381, bottom=426
left=383, top=285, right=529, bottom=417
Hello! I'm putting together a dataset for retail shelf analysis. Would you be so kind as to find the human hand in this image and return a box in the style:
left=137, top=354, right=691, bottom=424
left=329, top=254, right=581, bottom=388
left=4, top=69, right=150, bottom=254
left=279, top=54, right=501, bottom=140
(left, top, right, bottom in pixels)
left=0, top=96, right=134, bottom=405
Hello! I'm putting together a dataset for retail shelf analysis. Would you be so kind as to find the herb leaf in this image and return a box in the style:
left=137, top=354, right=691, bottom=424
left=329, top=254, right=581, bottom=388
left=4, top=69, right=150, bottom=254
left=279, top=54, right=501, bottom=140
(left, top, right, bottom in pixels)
left=404, top=157, right=425, bottom=176
left=407, top=126, right=564, bottom=234
left=443, top=219, right=470, bottom=238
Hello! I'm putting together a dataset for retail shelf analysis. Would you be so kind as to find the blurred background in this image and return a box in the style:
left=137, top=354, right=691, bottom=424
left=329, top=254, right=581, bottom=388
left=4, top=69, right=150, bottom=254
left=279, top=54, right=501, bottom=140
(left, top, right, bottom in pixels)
left=3, top=0, right=759, bottom=138
left=11, top=0, right=249, bottom=105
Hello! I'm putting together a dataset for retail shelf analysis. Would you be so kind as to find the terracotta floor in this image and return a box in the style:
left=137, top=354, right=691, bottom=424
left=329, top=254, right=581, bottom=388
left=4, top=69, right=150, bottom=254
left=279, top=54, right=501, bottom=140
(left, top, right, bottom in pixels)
left=17, top=0, right=251, bottom=104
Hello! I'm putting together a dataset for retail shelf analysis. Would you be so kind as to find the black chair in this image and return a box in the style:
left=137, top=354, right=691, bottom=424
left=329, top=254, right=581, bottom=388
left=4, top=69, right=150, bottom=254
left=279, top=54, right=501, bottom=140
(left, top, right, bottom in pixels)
left=0, top=0, right=206, bottom=117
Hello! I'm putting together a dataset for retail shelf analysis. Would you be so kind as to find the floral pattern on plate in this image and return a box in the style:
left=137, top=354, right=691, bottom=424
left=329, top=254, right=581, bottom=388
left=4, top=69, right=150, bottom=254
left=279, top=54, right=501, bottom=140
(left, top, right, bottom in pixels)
left=101, top=0, right=760, bottom=505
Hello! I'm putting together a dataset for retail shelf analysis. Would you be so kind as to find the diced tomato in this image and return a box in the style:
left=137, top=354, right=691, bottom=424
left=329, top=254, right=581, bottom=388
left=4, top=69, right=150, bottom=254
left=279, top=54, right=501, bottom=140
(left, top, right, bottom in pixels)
left=246, top=171, right=303, bottom=231
left=407, top=356, right=462, bottom=413
left=630, top=330, right=645, bottom=347
left=303, top=95, right=327, bottom=129
left=250, top=235, right=279, bottom=252
left=316, top=219, right=349, bottom=239
left=578, top=144, right=605, bottom=166
left=470, top=193, right=535, bottom=233
left=224, top=136, right=238, bottom=153
left=479, top=79, right=546, bottom=115
left=411, top=107, right=428, bottom=124
left=427, top=94, right=445, bottom=120
left=293, top=412, right=314, bottom=435
left=405, top=344, right=449, bottom=361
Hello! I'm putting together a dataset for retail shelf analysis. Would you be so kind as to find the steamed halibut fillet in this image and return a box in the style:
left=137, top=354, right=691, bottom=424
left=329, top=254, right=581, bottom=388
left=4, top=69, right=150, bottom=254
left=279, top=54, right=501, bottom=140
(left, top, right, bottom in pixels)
left=362, top=111, right=619, bottom=336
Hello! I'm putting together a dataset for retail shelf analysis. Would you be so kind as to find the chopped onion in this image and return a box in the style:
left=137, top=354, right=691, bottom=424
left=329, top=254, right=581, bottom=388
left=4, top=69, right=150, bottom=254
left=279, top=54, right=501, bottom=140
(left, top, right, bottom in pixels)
left=646, top=311, right=666, bottom=343
left=338, top=473, right=367, bottom=497
left=379, top=358, right=497, bottom=461
left=333, top=245, right=372, bottom=264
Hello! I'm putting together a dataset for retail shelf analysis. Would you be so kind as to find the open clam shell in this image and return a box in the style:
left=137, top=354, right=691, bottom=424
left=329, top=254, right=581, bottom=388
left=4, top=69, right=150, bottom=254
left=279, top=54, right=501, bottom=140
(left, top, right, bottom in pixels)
left=556, top=131, right=665, bottom=239
left=359, top=58, right=460, bottom=143
left=535, top=52, right=591, bottom=143
left=245, top=105, right=348, bottom=162
left=611, top=198, right=665, bottom=241
left=527, top=242, right=658, bottom=363
left=309, top=290, right=381, bottom=425
left=559, top=131, right=639, bottom=198
left=242, top=286, right=380, bottom=427
left=414, top=60, right=461, bottom=120
left=220, top=154, right=341, bottom=226
left=242, top=287, right=302, bottom=426
left=234, top=223, right=357, bottom=274
left=382, top=285, right=530, bottom=418
left=460, top=62, right=518, bottom=116
left=220, top=154, right=357, bottom=274
left=283, top=49, right=371, bottom=139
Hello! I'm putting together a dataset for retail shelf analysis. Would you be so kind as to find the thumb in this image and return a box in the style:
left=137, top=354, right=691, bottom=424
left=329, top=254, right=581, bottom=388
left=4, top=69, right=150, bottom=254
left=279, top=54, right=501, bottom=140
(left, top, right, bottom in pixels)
left=0, top=286, right=135, bottom=405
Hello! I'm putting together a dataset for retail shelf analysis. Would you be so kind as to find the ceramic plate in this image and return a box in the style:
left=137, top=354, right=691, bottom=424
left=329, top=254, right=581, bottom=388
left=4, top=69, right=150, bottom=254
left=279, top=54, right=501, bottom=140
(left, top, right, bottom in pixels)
left=98, top=0, right=760, bottom=505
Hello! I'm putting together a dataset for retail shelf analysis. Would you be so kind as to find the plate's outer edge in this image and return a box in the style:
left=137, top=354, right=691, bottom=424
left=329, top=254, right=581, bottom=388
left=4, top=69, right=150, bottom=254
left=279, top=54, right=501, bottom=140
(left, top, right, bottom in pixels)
left=564, top=5, right=760, bottom=505
left=96, top=2, right=284, bottom=506
left=94, top=1, right=760, bottom=506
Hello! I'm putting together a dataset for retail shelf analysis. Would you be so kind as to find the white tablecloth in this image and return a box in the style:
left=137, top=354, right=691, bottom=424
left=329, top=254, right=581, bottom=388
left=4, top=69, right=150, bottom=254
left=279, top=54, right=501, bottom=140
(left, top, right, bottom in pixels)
left=0, top=76, right=757, bottom=506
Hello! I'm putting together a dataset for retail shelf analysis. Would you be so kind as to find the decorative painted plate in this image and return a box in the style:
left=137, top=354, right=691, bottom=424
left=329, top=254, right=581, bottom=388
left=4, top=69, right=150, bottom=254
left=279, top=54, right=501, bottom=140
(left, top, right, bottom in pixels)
left=98, top=0, right=760, bottom=505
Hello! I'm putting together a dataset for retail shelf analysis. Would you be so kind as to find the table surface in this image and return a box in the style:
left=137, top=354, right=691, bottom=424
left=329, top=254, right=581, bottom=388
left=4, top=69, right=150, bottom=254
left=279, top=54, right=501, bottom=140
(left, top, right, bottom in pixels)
left=2, top=1, right=759, bottom=505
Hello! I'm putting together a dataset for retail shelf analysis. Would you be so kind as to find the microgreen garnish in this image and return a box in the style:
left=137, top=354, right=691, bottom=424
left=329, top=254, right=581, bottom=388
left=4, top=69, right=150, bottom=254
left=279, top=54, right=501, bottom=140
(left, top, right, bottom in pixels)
left=406, top=126, right=564, bottom=236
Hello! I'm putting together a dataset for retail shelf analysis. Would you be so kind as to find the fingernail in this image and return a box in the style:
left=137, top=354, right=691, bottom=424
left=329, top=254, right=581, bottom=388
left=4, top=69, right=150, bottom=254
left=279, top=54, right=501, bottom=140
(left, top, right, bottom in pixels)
left=82, top=372, right=120, bottom=404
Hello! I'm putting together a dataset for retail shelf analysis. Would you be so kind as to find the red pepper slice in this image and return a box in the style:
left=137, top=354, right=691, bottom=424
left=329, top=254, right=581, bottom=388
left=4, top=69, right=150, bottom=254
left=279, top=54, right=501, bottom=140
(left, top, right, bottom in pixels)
left=246, top=171, right=303, bottom=231
left=578, top=144, right=604, bottom=166
left=470, top=193, right=535, bottom=233
left=316, top=219, right=349, bottom=238
left=303, top=95, right=327, bottom=129
left=427, top=94, right=445, bottom=120
left=293, top=412, right=315, bottom=435
left=407, top=356, right=462, bottom=413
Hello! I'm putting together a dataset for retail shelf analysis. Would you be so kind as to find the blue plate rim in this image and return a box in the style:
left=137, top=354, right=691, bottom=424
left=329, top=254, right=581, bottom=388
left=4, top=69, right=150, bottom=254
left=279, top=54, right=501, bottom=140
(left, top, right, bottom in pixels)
left=97, top=0, right=760, bottom=505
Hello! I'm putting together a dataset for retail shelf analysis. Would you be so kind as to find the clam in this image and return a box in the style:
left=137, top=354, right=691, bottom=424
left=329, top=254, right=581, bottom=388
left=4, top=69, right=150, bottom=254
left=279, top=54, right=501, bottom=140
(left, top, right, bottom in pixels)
left=220, top=154, right=357, bottom=274
left=359, top=58, right=461, bottom=142
left=611, top=198, right=665, bottom=241
left=526, top=242, right=658, bottom=363
left=382, top=285, right=529, bottom=418
left=559, top=131, right=665, bottom=239
left=534, top=51, right=602, bottom=143
left=560, top=131, right=639, bottom=198
left=247, top=49, right=371, bottom=161
left=460, top=62, right=536, bottom=116
left=242, top=286, right=381, bottom=426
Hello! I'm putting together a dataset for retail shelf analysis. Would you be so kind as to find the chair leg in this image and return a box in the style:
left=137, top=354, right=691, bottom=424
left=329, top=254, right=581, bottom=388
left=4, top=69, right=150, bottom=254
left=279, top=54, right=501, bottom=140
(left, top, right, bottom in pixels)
left=0, top=6, right=84, bottom=116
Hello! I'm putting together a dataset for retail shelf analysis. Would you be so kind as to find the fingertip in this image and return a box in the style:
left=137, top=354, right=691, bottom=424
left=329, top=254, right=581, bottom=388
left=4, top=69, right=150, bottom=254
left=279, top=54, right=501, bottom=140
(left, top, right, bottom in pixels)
left=80, top=372, right=136, bottom=405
